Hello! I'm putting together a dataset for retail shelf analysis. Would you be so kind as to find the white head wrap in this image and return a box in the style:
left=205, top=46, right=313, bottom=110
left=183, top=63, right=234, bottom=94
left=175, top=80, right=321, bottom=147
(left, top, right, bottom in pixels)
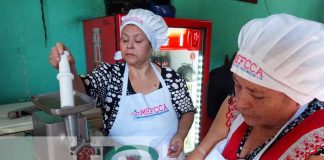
left=231, top=13, right=324, bottom=105
left=120, top=9, right=168, bottom=51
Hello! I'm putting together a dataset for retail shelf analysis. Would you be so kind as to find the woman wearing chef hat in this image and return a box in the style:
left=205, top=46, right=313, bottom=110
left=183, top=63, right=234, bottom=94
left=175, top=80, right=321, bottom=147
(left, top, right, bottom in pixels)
left=187, top=14, right=324, bottom=160
left=49, top=9, right=194, bottom=159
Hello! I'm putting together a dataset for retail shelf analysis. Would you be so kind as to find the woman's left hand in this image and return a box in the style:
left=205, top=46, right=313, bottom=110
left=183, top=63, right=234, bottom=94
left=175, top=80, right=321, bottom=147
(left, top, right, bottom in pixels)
left=167, top=133, right=184, bottom=158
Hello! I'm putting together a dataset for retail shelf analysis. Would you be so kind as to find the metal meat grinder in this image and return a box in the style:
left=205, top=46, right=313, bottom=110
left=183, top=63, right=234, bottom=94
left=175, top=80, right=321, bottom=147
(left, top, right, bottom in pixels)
left=32, top=91, right=96, bottom=160
left=32, top=51, right=97, bottom=160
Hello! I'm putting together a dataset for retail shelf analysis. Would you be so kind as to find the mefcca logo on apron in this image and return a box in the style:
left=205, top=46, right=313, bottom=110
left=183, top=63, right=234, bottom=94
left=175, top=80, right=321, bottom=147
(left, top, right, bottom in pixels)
left=131, top=104, right=169, bottom=119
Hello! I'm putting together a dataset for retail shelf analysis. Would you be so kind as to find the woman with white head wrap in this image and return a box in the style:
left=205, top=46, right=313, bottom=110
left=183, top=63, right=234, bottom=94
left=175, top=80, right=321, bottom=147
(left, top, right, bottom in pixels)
left=188, top=14, right=324, bottom=160
left=49, top=9, right=194, bottom=159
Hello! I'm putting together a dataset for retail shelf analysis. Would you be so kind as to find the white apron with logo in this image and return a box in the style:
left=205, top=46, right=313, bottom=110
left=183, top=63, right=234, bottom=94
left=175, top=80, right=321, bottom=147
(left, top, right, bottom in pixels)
left=205, top=104, right=307, bottom=160
left=109, top=63, right=184, bottom=160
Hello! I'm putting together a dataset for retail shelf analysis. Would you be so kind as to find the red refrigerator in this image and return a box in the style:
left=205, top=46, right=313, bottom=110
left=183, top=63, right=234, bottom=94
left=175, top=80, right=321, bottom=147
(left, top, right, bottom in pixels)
left=83, top=15, right=213, bottom=153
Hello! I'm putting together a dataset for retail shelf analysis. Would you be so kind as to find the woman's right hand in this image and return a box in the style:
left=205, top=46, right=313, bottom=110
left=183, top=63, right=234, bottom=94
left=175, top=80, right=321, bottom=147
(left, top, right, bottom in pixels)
left=49, top=42, right=75, bottom=69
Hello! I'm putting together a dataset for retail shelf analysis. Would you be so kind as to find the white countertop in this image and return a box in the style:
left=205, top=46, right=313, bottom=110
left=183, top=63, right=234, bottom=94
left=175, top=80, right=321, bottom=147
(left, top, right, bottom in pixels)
left=0, top=102, right=34, bottom=135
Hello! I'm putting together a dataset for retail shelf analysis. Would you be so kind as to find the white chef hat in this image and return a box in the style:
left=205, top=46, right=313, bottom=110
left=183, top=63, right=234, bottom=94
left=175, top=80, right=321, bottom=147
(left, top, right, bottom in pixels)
left=231, top=13, right=324, bottom=105
left=120, top=9, right=168, bottom=51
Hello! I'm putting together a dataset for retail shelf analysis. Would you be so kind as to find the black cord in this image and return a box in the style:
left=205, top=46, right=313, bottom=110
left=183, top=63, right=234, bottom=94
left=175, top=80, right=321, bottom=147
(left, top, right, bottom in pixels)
left=40, top=0, right=47, bottom=46
left=264, top=0, right=271, bottom=15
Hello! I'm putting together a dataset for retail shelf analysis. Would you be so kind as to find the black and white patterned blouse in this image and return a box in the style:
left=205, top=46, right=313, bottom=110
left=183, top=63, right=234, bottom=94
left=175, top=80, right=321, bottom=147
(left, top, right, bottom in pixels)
left=80, top=62, right=195, bottom=134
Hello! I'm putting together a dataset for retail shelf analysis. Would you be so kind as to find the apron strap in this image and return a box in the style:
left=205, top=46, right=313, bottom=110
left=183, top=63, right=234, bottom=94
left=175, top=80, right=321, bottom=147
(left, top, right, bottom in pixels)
left=150, top=63, right=167, bottom=87
left=122, top=63, right=166, bottom=96
left=122, top=64, right=129, bottom=96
